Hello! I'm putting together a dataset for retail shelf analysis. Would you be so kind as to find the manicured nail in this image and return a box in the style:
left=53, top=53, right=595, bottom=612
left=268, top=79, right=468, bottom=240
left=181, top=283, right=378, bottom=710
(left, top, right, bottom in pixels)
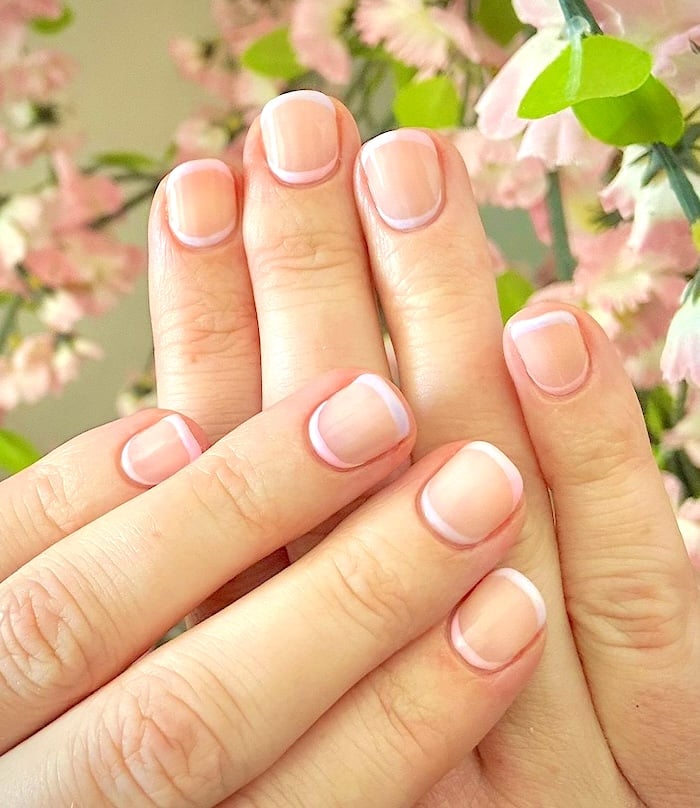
left=166, top=159, right=237, bottom=248
left=309, top=374, right=410, bottom=469
left=361, top=130, right=443, bottom=230
left=421, top=442, right=523, bottom=546
left=509, top=311, right=590, bottom=396
left=261, top=90, right=339, bottom=185
left=451, top=569, right=546, bottom=671
left=121, top=415, right=202, bottom=487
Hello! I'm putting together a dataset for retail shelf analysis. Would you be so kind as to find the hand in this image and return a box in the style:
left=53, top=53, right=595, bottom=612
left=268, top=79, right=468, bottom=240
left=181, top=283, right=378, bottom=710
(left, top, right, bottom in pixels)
left=148, top=90, right=700, bottom=806
left=0, top=371, right=545, bottom=805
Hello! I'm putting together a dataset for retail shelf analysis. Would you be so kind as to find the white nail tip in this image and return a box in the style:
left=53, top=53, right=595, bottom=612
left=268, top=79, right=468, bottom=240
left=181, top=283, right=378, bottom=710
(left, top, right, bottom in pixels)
left=120, top=442, right=153, bottom=488
left=308, top=402, right=355, bottom=470
left=492, top=568, right=547, bottom=630
left=162, top=414, right=202, bottom=463
left=166, top=159, right=236, bottom=248
left=308, top=375, right=409, bottom=469
left=508, top=311, right=578, bottom=341
left=352, top=374, right=410, bottom=440
left=261, top=91, right=338, bottom=186
left=421, top=487, right=475, bottom=545
left=466, top=441, right=523, bottom=509
left=450, top=617, right=503, bottom=671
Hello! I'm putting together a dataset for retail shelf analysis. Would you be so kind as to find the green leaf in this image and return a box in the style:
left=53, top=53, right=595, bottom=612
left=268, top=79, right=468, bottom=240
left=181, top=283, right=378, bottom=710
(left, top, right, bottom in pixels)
left=496, top=270, right=534, bottom=324
left=393, top=76, right=461, bottom=129
left=692, top=220, right=700, bottom=252
left=30, top=4, right=73, bottom=34
left=94, top=151, right=157, bottom=173
left=240, top=27, right=306, bottom=80
left=475, top=0, right=523, bottom=46
left=519, top=35, right=652, bottom=119
left=0, top=430, right=41, bottom=475
left=391, top=59, right=417, bottom=90
left=573, top=75, right=684, bottom=147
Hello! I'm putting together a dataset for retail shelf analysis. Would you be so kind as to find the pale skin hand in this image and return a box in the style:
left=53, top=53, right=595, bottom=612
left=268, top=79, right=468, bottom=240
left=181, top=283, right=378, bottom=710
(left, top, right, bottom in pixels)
left=149, top=91, right=700, bottom=807
left=0, top=368, right=544, bottom=805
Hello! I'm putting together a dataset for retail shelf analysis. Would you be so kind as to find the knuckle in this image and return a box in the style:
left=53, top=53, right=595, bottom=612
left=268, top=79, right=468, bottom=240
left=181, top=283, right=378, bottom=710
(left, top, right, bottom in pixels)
left=568, top=559, right=690, bottom=652
left=324, top=535, right=413, bottom=641
left=362, top=668, right=448, bottom=769
left=253, top=228, right=362, bottom=286
left=0, top=568, right=100, bottom=703
left=185, top=449, right=272, bottom=539
left=157, top=293, right=258, bottom=361
left=92, top=666, right=233, bottom=807
left=29, top=461, right=81, bottom=537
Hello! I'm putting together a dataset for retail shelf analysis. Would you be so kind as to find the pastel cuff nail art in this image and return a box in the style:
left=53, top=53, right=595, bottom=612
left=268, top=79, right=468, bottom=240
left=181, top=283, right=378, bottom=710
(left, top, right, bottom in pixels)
left=309, top=374, right=410, bottom=469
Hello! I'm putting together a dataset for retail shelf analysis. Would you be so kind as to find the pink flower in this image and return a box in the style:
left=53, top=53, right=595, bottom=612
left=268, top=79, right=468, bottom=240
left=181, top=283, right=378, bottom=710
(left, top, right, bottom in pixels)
left=654, top=25, right=700, bottom=100
left=355, top=0, right=481, bottom=76
left=212, top=0, right=291, bottom=56
left=661, top=282, right=700, bottom=387
left=11, top=332, right=57, bottom=404
left=664, top=387, right=700, bottom=466
left=290, top=0, right=353, bottom=85
left=6, top=49, right=76, bottom=102
left=37, top=288, right=87, bottom=331
left=518, top=108, right=614, bottom=172
left=663, top=471, right=700, bottom=571
left=0, top=0, right=62, bottom=25
left=450, top=128, right=547, bottom=209
left=0, top=357, right=19, bottom=412
left=601, top=146, right=700, bottom=254
left=475, top=27, right=567, bottom=141
left=49, top=150, right=124, bottom=232
left=169, top=37, right=239, bottom=102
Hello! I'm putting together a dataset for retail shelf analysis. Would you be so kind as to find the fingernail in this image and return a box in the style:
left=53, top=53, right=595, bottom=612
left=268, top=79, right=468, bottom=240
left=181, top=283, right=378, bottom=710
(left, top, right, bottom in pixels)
left=509, top=311, right=590, bottom=396
left=166, top=159, right=237, bottom=248
left=309, top=374, right=410, bottom=469
left=361, top=130, right=443, bottom=230
left=452, top=569, right=546, bottom=671
left=121, top=415, right=202, bottom=487
left=261, top=90, right=339, bottom=185
left=421, top=442, right=523, bottom=546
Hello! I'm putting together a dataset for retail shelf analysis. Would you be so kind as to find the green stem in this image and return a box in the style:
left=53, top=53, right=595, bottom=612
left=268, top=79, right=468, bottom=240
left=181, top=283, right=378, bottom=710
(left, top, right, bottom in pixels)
left=0, top=295, right=22, bottom=353
left=557, top=0, right=603, bottom=34
left=546, top=171, right=577, bottom=281
left=89, top=184, right=158, bottom=229
left=653, top=143, right=700, bottom=225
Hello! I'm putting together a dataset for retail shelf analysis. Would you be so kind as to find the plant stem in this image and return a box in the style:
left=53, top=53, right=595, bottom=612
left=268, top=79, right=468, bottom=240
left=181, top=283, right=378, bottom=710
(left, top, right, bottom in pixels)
left=546, top=171, right=577, bottom=281
left=653, top=143, right=700, bottom=225
left=557, top=0, right=603, bottom=34
left=0, top=295, right=22, bottom=354
left=89, top=183, right=159, bottom=229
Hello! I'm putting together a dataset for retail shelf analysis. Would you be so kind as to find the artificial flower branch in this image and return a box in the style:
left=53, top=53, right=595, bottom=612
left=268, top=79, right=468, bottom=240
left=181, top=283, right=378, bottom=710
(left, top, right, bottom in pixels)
left=545, top=171, right=577, bottom=281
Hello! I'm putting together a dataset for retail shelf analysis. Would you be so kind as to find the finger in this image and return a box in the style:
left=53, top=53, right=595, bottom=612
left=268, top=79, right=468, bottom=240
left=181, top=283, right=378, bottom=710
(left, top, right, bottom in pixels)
left=355, top=130, right=612, bottom=794
left=5, top=439, right=527, bottom=805
left=0, top=409, right=207, bottom=579
left=504, top=303, right=700, bottom=806
left=228, top=569, right=545, bottom=808
left=243, top=91, right=388, bottom=408
left=0, top=371, right=413, bottom=751
left=149, top=158, right=261, bottom=443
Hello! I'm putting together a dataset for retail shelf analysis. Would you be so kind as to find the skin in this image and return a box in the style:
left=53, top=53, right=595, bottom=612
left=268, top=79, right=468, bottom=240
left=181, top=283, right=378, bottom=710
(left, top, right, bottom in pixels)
left=0, top=94, right=696, bottom=806
left=149, top=96, right=700, bottom=807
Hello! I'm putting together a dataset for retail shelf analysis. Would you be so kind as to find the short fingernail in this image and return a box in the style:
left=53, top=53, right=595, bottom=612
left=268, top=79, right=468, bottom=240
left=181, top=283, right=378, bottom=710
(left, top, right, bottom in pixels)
left=509, top=310, right=590, bottom=395
left=166, top=159, right=237, bottom=248
left=452, top=569, right=546, bottom=671
left=261, top=90, right=339, bottom=185
left=121, top=414, right=202, bottom=487
left=421, top=442, right=523, bottom=546
left=309, top=374, right=411, bottom=469
left=361, top=130, right=443, bottom=230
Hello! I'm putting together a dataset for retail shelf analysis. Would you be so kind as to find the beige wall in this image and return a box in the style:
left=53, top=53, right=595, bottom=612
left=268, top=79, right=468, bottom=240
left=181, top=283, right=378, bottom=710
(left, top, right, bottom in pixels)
left=6, top=1, right=214, bottom=451
left=5, top=2, right=542, bottom=454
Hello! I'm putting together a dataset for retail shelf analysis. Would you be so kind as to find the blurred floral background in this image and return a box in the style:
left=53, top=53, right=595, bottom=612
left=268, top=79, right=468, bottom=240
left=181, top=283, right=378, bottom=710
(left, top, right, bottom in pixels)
left=0, top=0, right=698, bottom=561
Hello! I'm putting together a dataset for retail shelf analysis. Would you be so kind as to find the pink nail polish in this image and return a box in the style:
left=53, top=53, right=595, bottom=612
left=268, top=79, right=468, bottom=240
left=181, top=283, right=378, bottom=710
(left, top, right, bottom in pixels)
left=421, top=442, right=523, bottom=546
left=121, top=415, right=202, bottom=487
left=361, top=130, right=443, bottom=230
left=166, top=159, right=237, bottom=248
left=509, top=311, right=590, bottom=396
left=260, top=90, right=339, bottom=185
left=451, top=569, right=546, bottom=671
left=309, top=374, right=410, bottom=469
